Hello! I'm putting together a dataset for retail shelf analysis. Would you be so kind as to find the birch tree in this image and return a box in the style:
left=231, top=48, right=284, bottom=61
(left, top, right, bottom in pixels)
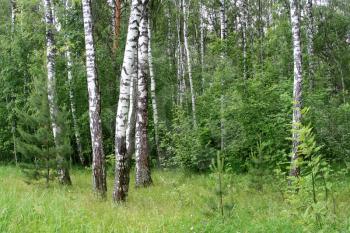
left=135, top=1, right=152, bottom=187
left=182, top=0, right=197, bottom=127
left=113, top=0, right=142, bottom=202
left=60, top=0, right=85, bottom=166
left=82, top=0, right=107, bottom=196
left=240, top=0, right=248, bottom=80
left=148, top=21, right=162, bottom=166
left=289, top=0, right=303, bottom=178
left=199, top=1, right=205, bottom=89
left=306, top=0, right=315, bottom=89
left=44, top=0, right=71, bottom=185
left=220, top=0, right=226, bottom=151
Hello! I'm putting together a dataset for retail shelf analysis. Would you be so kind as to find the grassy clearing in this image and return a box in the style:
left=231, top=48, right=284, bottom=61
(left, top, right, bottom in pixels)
left=0, top=166, right=349, bottom=232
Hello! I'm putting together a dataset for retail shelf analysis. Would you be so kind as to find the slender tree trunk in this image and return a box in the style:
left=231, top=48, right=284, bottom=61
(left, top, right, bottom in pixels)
left=10, top=0, right=17, bottom=166
left=44, top=0, right=71, bottom=185
left=176, top=12, right=185, bottom=105
left=113, top=0, right=142, bottom=202
left=148, top=21, right=162, bottom=167
left=126, top=47, right=137, bottom=157
left=135, top=2, right=152, bottom=187
left=182, top=0, right=197, bottom=127
left=240, top=0, right=248, bottom=80
left=10, top=0, right=16, bottom=33
left=306, top=0, right=315, bottom=90
left=289, top=0, right=303, bottom=179
left=200, top=1, right=205, bottom=90
left=63, top=0, right=85, bottom=166
left=82, top=0, right=106, bottom=196
left=113, top=0, right=122, bottom=52
left=220, top=0, right=226, bottom=151
left=66, top=49, right=85, bottom=165
left=220, top=0, right=226, bottom=40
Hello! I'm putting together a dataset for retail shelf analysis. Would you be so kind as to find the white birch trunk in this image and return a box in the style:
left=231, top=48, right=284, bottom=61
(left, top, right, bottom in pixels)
left=289, top=0, right=303, bottom=178
left=10, top=0, right=17, bottom=165
left=220, top=0, right=226, bottom=151
left=182, top=0, right=197, bottom=127
left=176, top=12, right=185, bottom=105
left=148, top=21, right=162, bottom=167
left=135, top=2, right=152, bottom=187
left=126, top=47, right=137, bottom=157
left=66, top=49, right=85, bottom=165
left=240, top=0, right=248, bottom=80
left=63, top=0, right=85, bottom=166
left=10, top=0, right=16, bottom=33
left=113, top=0, right=142, bottom=202
left=200, top=1, right=205, bottom=89
left=306, top=0, right=315, bottom=89
left=44, top=0, right=71, bottom=185
left=82, top=0, right=106, bottom=196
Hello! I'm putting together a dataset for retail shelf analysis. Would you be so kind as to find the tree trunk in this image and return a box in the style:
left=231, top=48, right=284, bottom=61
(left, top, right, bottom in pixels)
left=289, top=0, right=303, bottom=179
left=148, top=21, right=162, bottom=167
left=63, top=0, right=85, bottom=166
left=10, top=0, right=17, bottom=166
left=220, top=0, right=226, bottom=151
left=240, top=0, right=248, bottom=80
left=82, top=0, right=106, bottom=196
left=44, top=0, right=71, bottom=185
left=199, top=1, right=205, bottom=90
left=182, top=0, right=197, bottom=127
left=113, top=0, right=122, bottom=52
left=306, top=0, right=315, bottom=90
left=135, top=2, right=152, bottom=187
left=176, top=11, right=185, bottom=105
left=113, top=0, right=142, bottom=202
left=66, top=49, right=85, bottom=166
left=126, top=47, right=137, bottom=157
left=10, top=0, right=16, bottom=33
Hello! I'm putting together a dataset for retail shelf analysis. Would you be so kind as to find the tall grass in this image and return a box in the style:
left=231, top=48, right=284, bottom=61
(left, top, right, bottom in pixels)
left=0, top=166, right=349, bottom=232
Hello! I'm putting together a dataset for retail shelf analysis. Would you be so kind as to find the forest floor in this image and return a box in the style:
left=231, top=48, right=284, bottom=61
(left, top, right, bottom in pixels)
left=0, top=166, right=349, bottom=233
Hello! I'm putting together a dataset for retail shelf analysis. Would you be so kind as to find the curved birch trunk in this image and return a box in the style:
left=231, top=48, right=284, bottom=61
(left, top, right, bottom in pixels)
left=289, top=0, right=303, bottom=179
left=182, top=0, right=197, bottom=127
left=44, top=0, right=71, bottom=185
left=306, top=0, right=315, bottom=90
left=148, top=21, right=162, bottom=167
left=113, top=0, right=142, bottom=202
left=126, top=47, right=137, bottom=157
left=135, top=2, right=152, bottom=187
left=82, top=0, right=107, bottom=196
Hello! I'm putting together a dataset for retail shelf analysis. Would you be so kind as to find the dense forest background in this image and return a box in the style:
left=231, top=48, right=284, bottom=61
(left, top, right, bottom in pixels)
left=0, top=0, right=350, bottom=231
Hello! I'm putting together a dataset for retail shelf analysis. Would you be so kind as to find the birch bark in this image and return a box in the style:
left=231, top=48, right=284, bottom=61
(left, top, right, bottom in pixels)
left=135, top=2, right=152, bottom=187
left=182, top=0, right=197, bottom=127
left=306, top=0, right=315, bottom=89
left=200, top=1, right=205, bottom=89
left=148, top=21, right=162, bottom=167
left=113, top=0, right=142, bottom=202
left=82, top=0, right=107, bottom=196
left=44, top=0, right=71, bottom=185
left=289, top=0, right=303, bottom=178
left=63, top=0, right=85, bottom=165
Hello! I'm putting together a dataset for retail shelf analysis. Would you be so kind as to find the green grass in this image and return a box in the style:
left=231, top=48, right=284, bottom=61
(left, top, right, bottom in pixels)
left=0, top=166, right=349, bottom=233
